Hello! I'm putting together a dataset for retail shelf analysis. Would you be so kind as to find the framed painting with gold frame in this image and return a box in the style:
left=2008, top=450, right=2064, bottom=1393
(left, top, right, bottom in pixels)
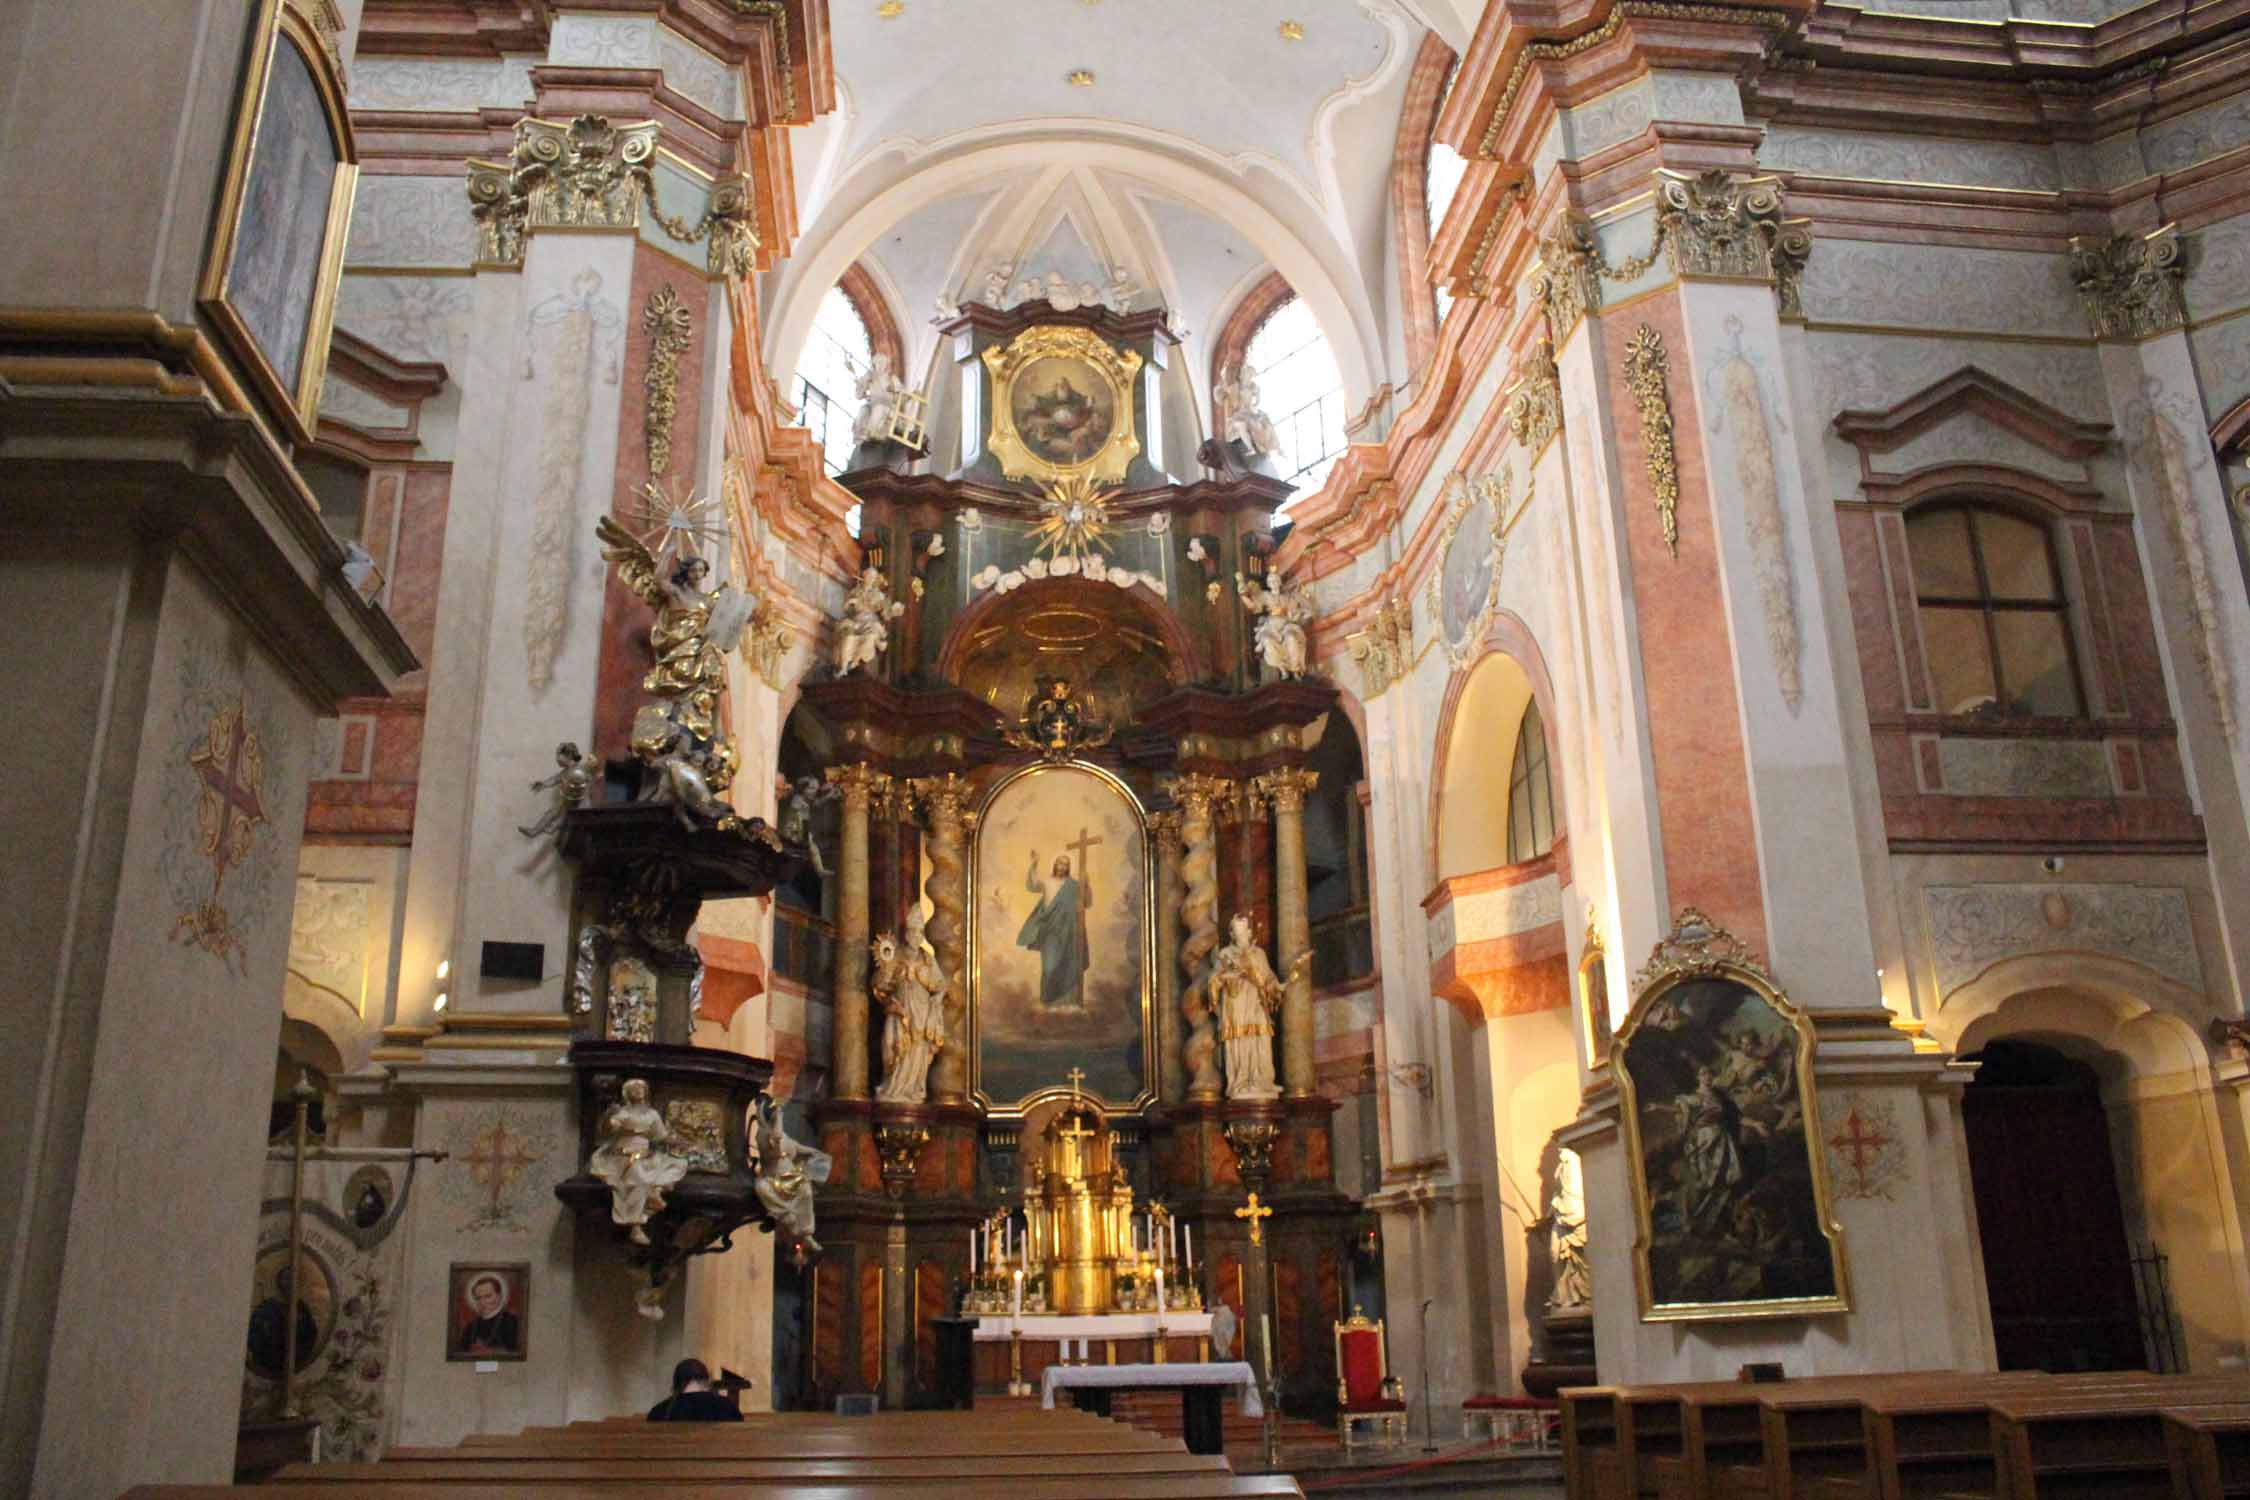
left=981, top=325, right=1143, bottom=488
left=1611, top=908, right=1849, bottom=1322
left=966, top=759, right=1156, bottom=1118
left=200, top=0, right=359, bottom=446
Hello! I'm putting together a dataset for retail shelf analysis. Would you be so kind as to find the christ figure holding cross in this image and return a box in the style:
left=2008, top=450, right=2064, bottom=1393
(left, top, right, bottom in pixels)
left=1018, top=826, right=1100, bottom=1010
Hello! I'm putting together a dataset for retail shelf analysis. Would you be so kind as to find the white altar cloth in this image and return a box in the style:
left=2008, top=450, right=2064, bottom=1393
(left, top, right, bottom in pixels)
left=1041, top=1360, right=1261, bottom=1416
left=969, top=1311, right=1214, bottom=1342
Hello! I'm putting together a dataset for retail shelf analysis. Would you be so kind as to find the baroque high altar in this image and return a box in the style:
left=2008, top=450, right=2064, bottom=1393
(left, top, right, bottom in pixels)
left=771, top=296, right=1362, bottom=1409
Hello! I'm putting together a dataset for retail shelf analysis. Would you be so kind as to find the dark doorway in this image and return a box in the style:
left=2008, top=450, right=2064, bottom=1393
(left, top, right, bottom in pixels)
left=1961, top=1039, right=2145, bottom=1372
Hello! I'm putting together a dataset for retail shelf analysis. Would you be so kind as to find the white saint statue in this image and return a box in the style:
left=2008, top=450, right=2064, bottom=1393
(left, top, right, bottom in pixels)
left=752, top=1094, right=831, bottom=1259
left=834, top=565, right=904, bottom=676
left=588, top=1078, right=689, bottom=1245
left=1212, top=913, right=1285, bottom=1101
left=1236, top=571, right=1311, bottom=679
left=1215, top=368, right=1280, bottom=456
left=873, top=911, right=949, bottom=1104
left=1547, top=1147, right=1591, bottom=1310
left=851, top=351, right=906, bottom=447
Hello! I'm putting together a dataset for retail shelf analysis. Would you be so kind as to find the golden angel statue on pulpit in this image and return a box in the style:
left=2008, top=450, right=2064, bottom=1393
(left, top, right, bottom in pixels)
left=596, top=494, right=756, bottom=755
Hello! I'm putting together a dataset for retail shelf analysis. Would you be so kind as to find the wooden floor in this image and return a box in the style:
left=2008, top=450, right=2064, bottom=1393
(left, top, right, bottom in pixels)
left=125, top=1406, right=1307, bottom=1500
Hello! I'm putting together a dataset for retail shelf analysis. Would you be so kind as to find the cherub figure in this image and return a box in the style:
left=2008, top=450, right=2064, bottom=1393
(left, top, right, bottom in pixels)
left=777, top=774, right=838, bottom=876
left=1236, top=570, right=1312, bottom=679
left=834, top=565, right=904, bottom=677
left=518, top=741, right=601, bottom=841
left=631, top=705, right=739, bottom=833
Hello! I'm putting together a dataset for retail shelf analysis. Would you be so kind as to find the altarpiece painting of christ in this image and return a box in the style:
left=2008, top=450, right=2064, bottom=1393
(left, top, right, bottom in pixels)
left=972, top=764, right=1150, bottom=1111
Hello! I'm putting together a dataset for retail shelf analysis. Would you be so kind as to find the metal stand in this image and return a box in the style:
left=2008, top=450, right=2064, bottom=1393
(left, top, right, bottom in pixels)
left=1419, top=1297, right=1437, bottom=1453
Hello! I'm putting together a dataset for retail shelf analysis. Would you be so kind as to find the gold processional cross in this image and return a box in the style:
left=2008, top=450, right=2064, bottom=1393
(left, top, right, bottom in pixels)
left=1235, top=1192, right=1273, bottom=1247
left=1066, top=1065, right=1086, bottom=1102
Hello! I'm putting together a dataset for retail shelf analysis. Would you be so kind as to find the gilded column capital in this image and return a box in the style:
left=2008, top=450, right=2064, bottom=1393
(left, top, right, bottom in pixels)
left=1531, top=214, right=1602, bottom=341
left=1252, top=767, right=1319, bottom=814
left=2068, top=224, right=2187, bottom=340
left=1163, top=772, right=1236, bottom=819
left=1345, top=597, right=1414, bottom=699
left=1147, top=810, right=1184, bottom=854
left=906, top=772, right=974, bottom=828
left=1654, top=168, right=1812, bottom=319
left=466, top=114, right=758, bottom=275
left=826, top=763, right=895, bottom=810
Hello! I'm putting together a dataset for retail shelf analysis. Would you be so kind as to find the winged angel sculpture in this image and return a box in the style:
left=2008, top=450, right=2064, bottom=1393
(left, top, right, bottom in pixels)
left=597, top=502, right=758, bottom=831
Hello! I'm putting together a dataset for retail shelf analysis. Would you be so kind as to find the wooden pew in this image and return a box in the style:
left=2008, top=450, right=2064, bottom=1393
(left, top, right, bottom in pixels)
left=1987, top=1383, right=2250, bottom=1499
left=2164, top=1402, right=2250, bottom=1500
left=265, top=1452, right=1235, bottom=1486
left=126, top=1481, right=1307, bottom=1500
left=1561, top=1386, right=1622, bottom=1500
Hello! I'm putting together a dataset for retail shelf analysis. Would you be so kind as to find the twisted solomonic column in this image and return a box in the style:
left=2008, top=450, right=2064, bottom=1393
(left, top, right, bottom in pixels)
left=1168, top=774, right=1233, bottom=1100
left=908, top=773, right=973, bottom=1103
left=826, top=763, right=894, bottom=1101
left=1254, top=767, right=1319, bottom=1098
left=1148, top=811, right=1184, bottom=1102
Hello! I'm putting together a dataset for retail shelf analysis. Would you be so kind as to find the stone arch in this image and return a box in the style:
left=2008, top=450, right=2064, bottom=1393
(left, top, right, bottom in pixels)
left=1387, top=30, right=1457, bottom=378
left=936, top=575, right=1204, bottom=706
left=1935, top=966, right=2250, bottom=1374
left=1425, top=609, right=1565, bottom=891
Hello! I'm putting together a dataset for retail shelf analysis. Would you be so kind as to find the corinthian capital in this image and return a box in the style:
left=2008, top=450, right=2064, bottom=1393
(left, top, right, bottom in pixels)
left=2067, top=224, right=2187, bottom=340
left=1655, top=169, right=1812, bottom=319
left=1163, top=773, right=1236, bottom=822
left=907, top=772, right=974, bottom=829
left=825, top=763, right=894, bottom=809
left=1252, top=767, right=1319, bottom=814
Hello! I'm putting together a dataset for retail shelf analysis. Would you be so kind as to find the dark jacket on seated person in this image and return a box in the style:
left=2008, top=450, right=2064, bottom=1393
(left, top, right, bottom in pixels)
left=647, top=1389, right=743, bottom=1422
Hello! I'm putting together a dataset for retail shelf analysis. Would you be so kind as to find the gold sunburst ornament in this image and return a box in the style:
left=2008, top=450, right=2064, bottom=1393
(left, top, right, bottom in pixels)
left=629, top=477, right=728, bottom=558
left=1032, top=473, right=1119, bottom=569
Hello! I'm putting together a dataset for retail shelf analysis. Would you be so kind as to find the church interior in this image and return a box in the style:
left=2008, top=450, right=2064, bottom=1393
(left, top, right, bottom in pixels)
left=8, top=0, right=2250, bottom=1496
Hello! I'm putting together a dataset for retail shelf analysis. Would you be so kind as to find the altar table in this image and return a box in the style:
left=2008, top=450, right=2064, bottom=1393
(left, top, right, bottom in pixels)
left=969, top=1311, right=1217, bottom=1389
left=1040, top=1360, right=1261, bottom=1455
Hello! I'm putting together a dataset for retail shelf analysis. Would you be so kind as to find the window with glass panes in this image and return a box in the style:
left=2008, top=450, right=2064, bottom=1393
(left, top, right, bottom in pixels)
left=1242, top=297, right=1346, bottom=500
left=1506, top=700, right=1555, bottom=864
left=1904, top=503, right=2084, bottom=718
left=794, top=285, right=872, bottom=480
left=1425, top=64, right=1467, bottom=328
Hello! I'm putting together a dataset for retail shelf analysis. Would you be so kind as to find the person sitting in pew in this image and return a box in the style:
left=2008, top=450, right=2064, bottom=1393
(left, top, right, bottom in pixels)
left=646, top=1357, right=746, bottom=1422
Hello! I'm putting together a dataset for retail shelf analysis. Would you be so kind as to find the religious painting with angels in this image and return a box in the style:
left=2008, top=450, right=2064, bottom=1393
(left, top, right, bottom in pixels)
left=969, top=762, right=1152, bottom=1115
left=1613, top=919, right=1848, bottom=1322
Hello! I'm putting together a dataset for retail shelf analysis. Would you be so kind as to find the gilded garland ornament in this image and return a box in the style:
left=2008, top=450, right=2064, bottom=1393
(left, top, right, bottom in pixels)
left=980, top=324, right=1143, bottom=488
left=1624, top=324, right=1680, bottom=558
left=641, top=286, right=694, bottom=477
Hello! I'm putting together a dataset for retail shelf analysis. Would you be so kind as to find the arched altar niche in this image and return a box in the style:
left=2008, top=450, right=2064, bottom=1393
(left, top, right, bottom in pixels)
left=939, top=575, right=1200, bottom=716
left=969, top=760, right=1154, bottom=1117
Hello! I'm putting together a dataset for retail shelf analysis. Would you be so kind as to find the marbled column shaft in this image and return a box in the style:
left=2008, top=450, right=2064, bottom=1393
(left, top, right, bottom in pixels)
left=827, top=764, right=891, bottom=1100
left=910, top=773, right=973, bottom=1102
left=1150, top=812, right=1184, bottom=1103
left=1172, top=774, right=1232, bottom=1100
left=1256, top=768, right=1319, bottom=1098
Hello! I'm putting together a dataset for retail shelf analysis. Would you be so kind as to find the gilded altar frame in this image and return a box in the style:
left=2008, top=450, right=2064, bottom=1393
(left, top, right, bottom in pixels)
left=1577, top=913, right=1613, bottom=1076
left=1610, top=909, right=1850, bottom=1323
left=966, top=759, right=1158, bottom=1120
left=980, top=324, right=1144, bottom=488
left=200, top=0, right=360, bottom=447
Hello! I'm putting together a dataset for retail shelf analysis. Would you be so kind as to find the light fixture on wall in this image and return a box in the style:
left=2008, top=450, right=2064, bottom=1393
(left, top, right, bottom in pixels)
left=1362, top=1058, right=1433, bottom=1100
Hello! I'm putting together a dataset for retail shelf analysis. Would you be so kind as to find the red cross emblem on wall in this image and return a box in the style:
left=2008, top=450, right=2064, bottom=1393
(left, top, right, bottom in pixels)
left=1826, top=1101, right=1896, bottom=1199
left=172, top=695, right=268, bottom=972
left=463, top=1118, right=540, bottom=1222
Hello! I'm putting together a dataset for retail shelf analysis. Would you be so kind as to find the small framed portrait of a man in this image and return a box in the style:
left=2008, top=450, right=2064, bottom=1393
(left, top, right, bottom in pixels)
left=446, top=1263, right=528, bottom=1361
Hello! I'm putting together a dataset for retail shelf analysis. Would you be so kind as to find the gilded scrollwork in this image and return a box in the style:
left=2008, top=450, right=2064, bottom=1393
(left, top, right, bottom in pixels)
left=2067, top=224, right=2187, bottom=340
left=641, top=286, right=693, bottom=477
left=1506, top=340, right=1563, bottom=456
left=1532, top=214, right=1603, bottom=340
left=1623, top=324, right=1681, bottom=558
left=1344, top=597, right=1413, bottom=698
left=467, top=114, right=758, bottom=275
left=1655, top=169, right=1813, bottom=318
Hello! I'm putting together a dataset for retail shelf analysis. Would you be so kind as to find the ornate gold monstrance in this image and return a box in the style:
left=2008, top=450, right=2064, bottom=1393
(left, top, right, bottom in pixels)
left=981, top=324, right=1143, bottom=488
left=1027, top=1079, right=1136, bottom=1314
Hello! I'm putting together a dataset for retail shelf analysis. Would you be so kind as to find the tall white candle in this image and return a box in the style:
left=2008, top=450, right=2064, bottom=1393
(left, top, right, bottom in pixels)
left=1183, top=1225, right=1192, bottom=1272
left=970, top=1227, right=979, bottom=1275
left=1155, top=1267, right=1166, bottom=1316
left=1012, top=1268, right=1023, bottom=1316
left=1261, top=1314, right=1273, bottom=1379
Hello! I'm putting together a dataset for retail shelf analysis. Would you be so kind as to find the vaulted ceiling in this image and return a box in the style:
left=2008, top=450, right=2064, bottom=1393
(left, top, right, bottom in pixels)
left=763, top=0, right=1461, bottom=420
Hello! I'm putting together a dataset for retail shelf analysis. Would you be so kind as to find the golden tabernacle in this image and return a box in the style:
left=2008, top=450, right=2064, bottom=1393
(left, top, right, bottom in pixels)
left=1032, top=1093, right=1133, bottom=1314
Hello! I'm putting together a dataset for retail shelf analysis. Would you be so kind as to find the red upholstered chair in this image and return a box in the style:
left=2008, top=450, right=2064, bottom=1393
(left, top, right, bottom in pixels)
left=1332, top=1306, right=1406, bottom=1453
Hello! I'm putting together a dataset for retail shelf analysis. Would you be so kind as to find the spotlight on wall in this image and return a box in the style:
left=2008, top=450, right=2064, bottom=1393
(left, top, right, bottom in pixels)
left=433, top=991, right=450, bottom=1014
left=436, top=959, right=451, bottom=980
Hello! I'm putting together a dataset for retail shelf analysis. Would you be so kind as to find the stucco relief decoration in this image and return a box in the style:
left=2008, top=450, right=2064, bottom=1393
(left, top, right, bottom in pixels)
left=2066, top=225, right=2187, bottom=341
left=288, top=874, right=371, bottom=1010
left=1532, top=214, right=1603, bottom=339
left=1702, top=316, right=1804, bottom=715
left=1623, top=325, right=1680, bottom=558
left=1344, top=597, right=1413, bottom=698
left=520, top=269, right=622, bottom=693
left=440, top=1107, right=557, bottom=1233
left=642, top=285, right=693, bottom=477
left=1924, top=882, right=2203, bottom=999
left=1506, top=341, right=1563, bottom=457
left=169, top=692, right=273, bottom=974
left=466, top=114, right=756, bottom=276
left=1434, top=469, right=1514, bottom=666
left=1657, top=168, right=1812, bottom=319
left=1822, top=1093, right=1908, bottom=1202
left=2126, top=378, right=2239, bottom=740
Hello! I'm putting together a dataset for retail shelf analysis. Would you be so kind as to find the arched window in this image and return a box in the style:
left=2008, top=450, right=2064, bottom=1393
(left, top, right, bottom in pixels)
left=1424, top=63, right=1467, bottom=329
left=1505, top=699, right=1555, bottom=864
left=1904, top=502, right=2083, bottom=717
left=1244, top=296, right=1347, bottom=499
left=794, top=285, right=872, bottom=479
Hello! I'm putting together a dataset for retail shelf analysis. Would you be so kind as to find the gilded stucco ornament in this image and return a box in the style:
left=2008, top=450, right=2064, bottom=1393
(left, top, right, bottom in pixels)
left=642, top=286, right=693, bottom=477
left=467, top=115, right=758, bottom=275
left=1532, top=214, right=1603, bottom=339
left=2067, top=224, right=2187, bottom=340
left=979, top=323, right=1143, bottom=488
left=1344, top=597, right=1413, bottom=698
left=1623, top=324, right=1681, bottom=557
left=1655, top=169, right=1812, bottom=319
left=1506, top=341, right=1563, bottom=457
